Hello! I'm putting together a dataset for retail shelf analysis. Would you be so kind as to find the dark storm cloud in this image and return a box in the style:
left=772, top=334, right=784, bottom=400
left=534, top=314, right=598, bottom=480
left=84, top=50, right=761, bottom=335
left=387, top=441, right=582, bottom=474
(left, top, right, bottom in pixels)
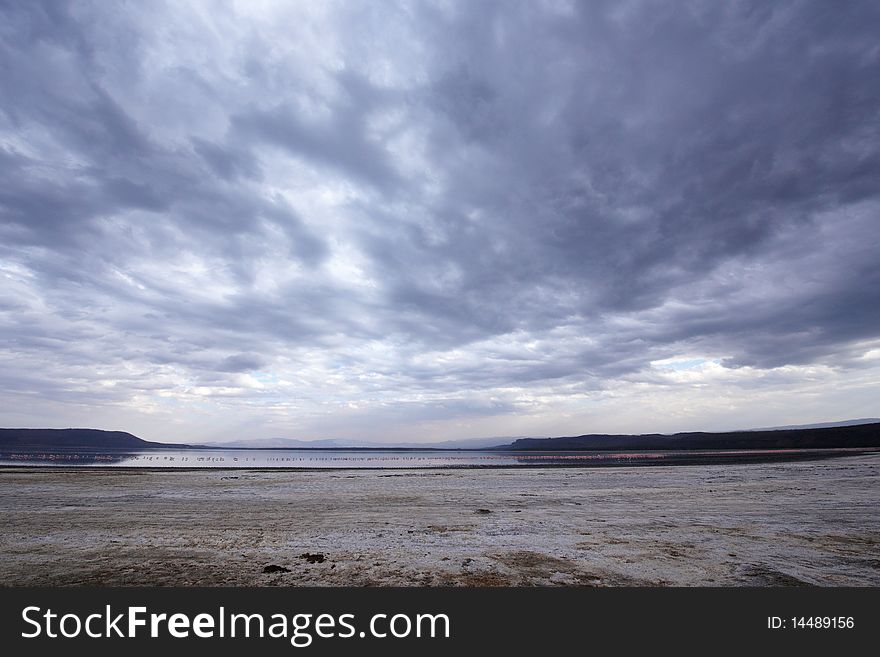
left=231, top=83, right=404, bottom=193
left=216, top=353, right=266, bottom=373
left=1, top=0, right=879, bottom=434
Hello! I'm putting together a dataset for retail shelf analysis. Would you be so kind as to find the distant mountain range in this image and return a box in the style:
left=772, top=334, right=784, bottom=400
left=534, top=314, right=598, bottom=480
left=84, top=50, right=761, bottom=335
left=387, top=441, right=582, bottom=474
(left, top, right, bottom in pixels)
left=205, top=436, right=519, bottom=449
left=0, top=421, right=878, bottom=451
left=0, top=429, right=517, bottom=450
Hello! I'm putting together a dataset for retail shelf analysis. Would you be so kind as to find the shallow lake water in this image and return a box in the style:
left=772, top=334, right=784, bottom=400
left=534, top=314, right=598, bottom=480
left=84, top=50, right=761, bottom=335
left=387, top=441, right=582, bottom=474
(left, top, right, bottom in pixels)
left=0, top=447, right=865, bottom=468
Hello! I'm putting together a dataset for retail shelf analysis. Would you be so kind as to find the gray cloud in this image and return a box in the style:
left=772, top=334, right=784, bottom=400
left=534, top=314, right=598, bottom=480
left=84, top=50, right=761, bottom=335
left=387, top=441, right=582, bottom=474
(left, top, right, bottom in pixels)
left=1, top=0, right=878, bottom=440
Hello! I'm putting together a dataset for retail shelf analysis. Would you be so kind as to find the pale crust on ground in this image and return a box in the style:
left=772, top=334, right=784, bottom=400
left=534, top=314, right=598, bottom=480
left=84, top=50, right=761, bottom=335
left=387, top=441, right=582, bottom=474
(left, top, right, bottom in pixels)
left=1, top=455, right=878, bottom=586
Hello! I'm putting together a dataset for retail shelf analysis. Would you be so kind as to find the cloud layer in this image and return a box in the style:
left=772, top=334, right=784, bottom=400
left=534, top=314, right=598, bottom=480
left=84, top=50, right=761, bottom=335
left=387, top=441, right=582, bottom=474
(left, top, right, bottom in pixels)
left=1, top=1, right=879, bottom=442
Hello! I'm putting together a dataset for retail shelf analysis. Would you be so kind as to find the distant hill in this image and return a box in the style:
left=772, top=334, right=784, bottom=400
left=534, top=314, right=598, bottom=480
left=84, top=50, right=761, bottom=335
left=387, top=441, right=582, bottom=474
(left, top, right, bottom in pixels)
left=502, top=422, right=880, bottom=451
left=209, top=436, right=525, bottom=449
left=0, top=428, right=187, bottom=449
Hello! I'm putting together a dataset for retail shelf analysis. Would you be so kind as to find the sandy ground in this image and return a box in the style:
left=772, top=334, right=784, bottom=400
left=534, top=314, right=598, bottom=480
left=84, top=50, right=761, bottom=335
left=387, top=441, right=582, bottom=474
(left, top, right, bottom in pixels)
left=1, top=454, right=878, bottom=586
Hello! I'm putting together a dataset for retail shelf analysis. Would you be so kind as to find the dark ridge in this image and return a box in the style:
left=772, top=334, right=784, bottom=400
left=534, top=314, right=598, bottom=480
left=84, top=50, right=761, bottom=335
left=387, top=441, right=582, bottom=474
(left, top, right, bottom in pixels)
left=0, top=428, right=193, bottom=449
left=500, top=422, right=880, bottom=451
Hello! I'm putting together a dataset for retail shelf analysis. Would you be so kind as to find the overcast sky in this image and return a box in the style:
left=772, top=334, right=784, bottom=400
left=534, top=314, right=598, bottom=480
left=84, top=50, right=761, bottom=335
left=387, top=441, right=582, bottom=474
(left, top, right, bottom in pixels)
left=1, top=1, right=879, bottom=444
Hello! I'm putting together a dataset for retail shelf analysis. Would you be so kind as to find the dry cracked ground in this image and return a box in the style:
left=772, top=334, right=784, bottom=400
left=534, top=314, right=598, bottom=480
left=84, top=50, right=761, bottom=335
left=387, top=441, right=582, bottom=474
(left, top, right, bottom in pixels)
left=1, top=454, right=878, bottom=586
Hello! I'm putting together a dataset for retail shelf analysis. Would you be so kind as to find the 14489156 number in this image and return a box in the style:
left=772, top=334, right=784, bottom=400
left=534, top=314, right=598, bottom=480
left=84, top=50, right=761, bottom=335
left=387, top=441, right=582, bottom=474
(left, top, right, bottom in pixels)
left=791, top=617, right=854, bottom=629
